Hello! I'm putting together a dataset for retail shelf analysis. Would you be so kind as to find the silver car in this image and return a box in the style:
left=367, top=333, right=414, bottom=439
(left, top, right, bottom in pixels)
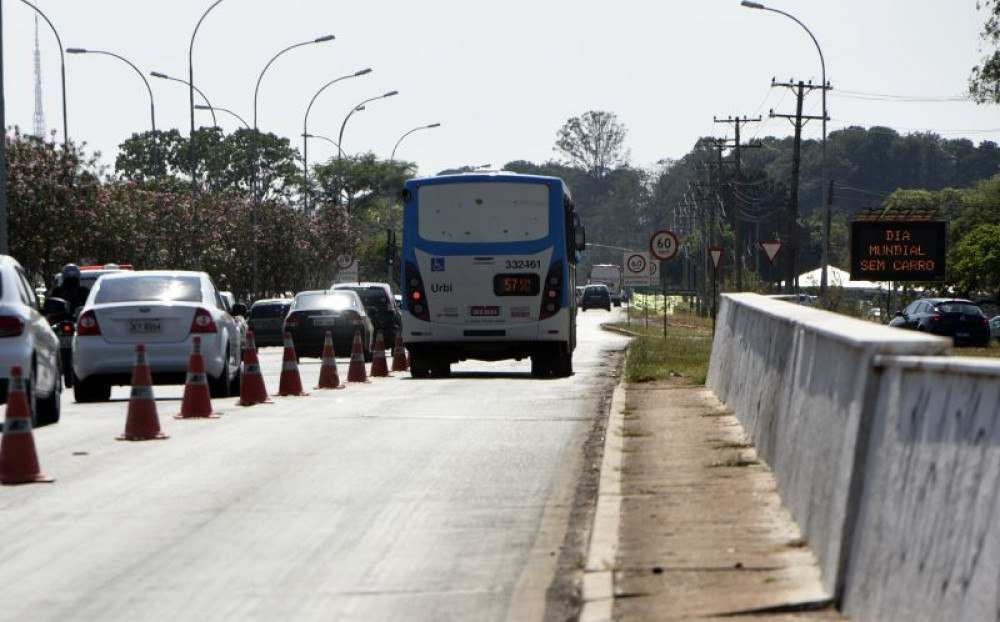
left=0, top=255, right=61, bottom=425
left=991, top=315, right=1000, bottom=341
left=72, top=270, right=242, bottom=402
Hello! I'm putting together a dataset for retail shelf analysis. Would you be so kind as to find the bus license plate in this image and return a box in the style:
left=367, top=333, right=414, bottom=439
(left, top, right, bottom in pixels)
left=470, top=306, right=500, bottom=317
left=129, top=320, right=161, bottom=334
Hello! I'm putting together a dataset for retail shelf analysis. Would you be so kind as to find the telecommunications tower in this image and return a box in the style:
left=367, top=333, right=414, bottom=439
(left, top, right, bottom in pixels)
left=32, top=14, right=46, bottom=138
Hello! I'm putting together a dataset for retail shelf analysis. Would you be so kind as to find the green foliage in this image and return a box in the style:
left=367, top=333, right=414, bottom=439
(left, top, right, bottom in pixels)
left=7, top=133, right=357, bottom=298
left=116, top=128, right=302, bottom=200
left=971, top=1, right=1000, bottom=102
left=951, top=223, right=1000, bottom=300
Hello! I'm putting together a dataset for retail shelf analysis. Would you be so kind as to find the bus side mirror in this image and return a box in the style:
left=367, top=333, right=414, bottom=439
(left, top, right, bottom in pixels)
left=575, top=225, right=586, bottom=252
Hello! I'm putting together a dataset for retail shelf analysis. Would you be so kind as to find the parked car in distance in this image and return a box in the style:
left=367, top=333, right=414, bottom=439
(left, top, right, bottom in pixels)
left=0, top=255, right=61, bottom=425
left=575, top=285, right=586, bottom=304
left=248, top=298, right=291, bottom=347
left=72, top=270, right=243, bottom=402
left=332, top=282, right=401, bottom=346
left=990, top=315, right=1000, bottom=342
left=284, top=290, right=373, bottom=360
left=889, top=298, right=991, bottom=347
left=580, top=284, right=612, bottom=311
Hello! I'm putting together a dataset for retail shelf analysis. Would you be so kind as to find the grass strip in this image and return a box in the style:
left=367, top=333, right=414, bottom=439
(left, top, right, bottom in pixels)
left=612, top=313, right=713, bottom=385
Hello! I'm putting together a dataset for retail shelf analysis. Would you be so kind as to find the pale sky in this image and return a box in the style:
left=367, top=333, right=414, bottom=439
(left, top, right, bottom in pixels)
left=5, top=1, right=998, bottom=177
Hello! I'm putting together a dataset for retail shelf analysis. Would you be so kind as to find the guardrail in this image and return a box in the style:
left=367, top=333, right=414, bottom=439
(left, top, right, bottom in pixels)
left=706, top=293, right=1000, bottom=620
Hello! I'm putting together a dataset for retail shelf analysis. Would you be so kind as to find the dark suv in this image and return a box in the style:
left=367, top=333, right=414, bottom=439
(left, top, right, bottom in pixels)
left=580, top=284, right=612, bottom=311
left=248, top=298, right=292, bottom=347
left=889, top=298, right=991, bottom=347
left=332, top=283, right=401, bottom=346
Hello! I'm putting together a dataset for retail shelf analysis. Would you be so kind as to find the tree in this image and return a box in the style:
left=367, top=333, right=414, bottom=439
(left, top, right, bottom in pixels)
left=311, top=153, right=415, bottom=216
left=971, top=1, right=1000, bottom=102
left=554, top=111, right=629, bottom=177
left=951, top=223, right=1000, bottom=301
left=116, top=128, right=302, bottom=200
left=6, top=132, right=103, bottom=282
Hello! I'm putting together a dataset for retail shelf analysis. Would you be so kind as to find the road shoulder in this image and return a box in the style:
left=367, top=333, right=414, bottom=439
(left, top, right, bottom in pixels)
left=612, top=380, right=845, bottom=620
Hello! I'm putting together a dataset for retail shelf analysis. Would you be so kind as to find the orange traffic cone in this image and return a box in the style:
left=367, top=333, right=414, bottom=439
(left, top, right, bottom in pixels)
left=238, top=330, right=271, bottom=406
left=118, top=345, right=168, bottom=441
left=316, top=331, right=343, bottom=389
left=391, top=333, right=409, bottom=372
left=370, top=331, right=390, bottom=377
left=175, top=336, right=220, bottom=419
left=347, top=330, right=368, bottom=383
left=0, top=366, right=53, bottom=484
left=277, top=332, right=308, bottom=396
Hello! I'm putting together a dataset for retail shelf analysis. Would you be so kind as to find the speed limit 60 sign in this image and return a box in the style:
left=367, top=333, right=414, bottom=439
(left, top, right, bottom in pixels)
left=650, top=230, right=680, bottom=261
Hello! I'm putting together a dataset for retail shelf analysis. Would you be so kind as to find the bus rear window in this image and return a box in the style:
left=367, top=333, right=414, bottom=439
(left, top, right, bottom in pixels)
left=418, top=182, right=549, bottom=243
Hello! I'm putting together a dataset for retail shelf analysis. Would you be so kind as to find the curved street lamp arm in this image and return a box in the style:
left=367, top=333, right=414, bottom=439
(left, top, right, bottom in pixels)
left=338, top=96, right=381, bottom=159
left=18, top=0, right=67, bottom=144
left=157, top=74, right=217, bottom=126
left=83, top=50, right=156, bottom=132
left=305, top=134, right=340, bottom=149
left=303, top=71, right=368, bottom=139
left=760, top=7, right=825, bottom=85
left=208, top=106, right=250, bottom=130
left=254, top=40, right=314, bottom=130
left=390, top=123, right=440, bottom=161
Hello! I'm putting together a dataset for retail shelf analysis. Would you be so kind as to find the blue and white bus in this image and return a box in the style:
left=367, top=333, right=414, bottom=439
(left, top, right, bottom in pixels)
left=399, top=172, right=586, bottom=378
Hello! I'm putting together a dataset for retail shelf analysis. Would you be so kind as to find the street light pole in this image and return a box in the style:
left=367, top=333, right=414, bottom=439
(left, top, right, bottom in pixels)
left=18, top=0, right=67, bottom=149
left=741, top=1, right=830, bottom=295
left=151, top=71, right=217, bottom=127
left=188, top=0, right=225, bottom=194
left=195, top=104, right=249, bottom=130
left=302, top=68, right=372, bottom=211
left=338, top=90, right=399, bottom=159
left=249, top=34, right=334, bottom=298
left=66, top=48, right=158, bottom=168
left=390, top=123, right=441, bottom=162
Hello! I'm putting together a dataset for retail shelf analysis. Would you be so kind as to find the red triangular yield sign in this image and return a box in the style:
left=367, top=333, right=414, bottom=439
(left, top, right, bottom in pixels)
left=760, top=241, right=781, bottom=264
left=709, top=246, right=723, bottom=269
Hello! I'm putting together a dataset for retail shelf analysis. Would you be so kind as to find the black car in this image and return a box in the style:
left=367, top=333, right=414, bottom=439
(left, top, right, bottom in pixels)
left=332, top=283, right=401, bottom=346
left=580, top=284, right=612, bottom=311
left=889, top=298, right=991, bottom=347
left=284, top=290, right=374, bottom=360
left=248, top=298, right=291, bottom=347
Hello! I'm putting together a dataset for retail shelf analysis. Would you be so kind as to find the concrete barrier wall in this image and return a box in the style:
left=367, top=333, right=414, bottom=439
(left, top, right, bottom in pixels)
left=843, top=356, right=1000, bottom=621
left=706, top=294, right=948, bottom=596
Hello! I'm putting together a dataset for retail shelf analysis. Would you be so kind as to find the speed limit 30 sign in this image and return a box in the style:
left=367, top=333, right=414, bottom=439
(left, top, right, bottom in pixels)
left=650, top=230, right=680, bottom=261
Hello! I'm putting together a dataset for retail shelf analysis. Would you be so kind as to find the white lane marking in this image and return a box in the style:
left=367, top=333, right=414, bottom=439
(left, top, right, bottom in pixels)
left=579, top=379, right=626, bottom=622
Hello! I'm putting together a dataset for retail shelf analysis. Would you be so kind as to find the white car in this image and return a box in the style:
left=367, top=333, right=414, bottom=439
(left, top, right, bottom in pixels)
left=0, top=255, right=61, bottom=424
left=72, top=271, right=242, bottom=402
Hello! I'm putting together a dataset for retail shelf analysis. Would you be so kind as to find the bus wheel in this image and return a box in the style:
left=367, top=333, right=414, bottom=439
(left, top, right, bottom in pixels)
left=430, top=359, right=451, bottom=378
left=410, top=354, right=431, bottom=378
left=530, top=353, right=551, bottom=378
left=554, top=345, right=573, bottom=377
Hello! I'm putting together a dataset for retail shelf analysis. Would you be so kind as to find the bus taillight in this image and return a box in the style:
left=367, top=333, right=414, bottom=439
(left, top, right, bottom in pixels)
left=539, top=261, right=563, bottom=320
left=405, top=261, right=430, bottom=321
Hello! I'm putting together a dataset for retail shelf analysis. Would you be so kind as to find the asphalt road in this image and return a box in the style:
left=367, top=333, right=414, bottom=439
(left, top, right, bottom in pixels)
left=0, top=310, right=626, bottom=622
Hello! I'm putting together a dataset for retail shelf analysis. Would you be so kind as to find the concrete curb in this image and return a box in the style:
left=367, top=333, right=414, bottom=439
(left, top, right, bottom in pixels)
left=579, top=377, right=627, bottom=622
left=599, top=323, right=642, bottom=338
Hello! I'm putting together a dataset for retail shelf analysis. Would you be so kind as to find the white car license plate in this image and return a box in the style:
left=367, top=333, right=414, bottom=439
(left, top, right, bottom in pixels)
left=129, top=319, right=161, bottom=334
left=313, top=317, right=337, bottom=327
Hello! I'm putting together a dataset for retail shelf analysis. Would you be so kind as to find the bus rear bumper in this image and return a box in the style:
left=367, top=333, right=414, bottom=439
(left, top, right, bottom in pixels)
left=402, top=312, right=570, bottom=362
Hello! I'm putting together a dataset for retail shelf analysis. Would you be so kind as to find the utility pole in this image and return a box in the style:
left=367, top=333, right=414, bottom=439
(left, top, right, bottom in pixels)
left=769, top=79, right=827, bottom=294
left=713, top=116, right=761, bottom=291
